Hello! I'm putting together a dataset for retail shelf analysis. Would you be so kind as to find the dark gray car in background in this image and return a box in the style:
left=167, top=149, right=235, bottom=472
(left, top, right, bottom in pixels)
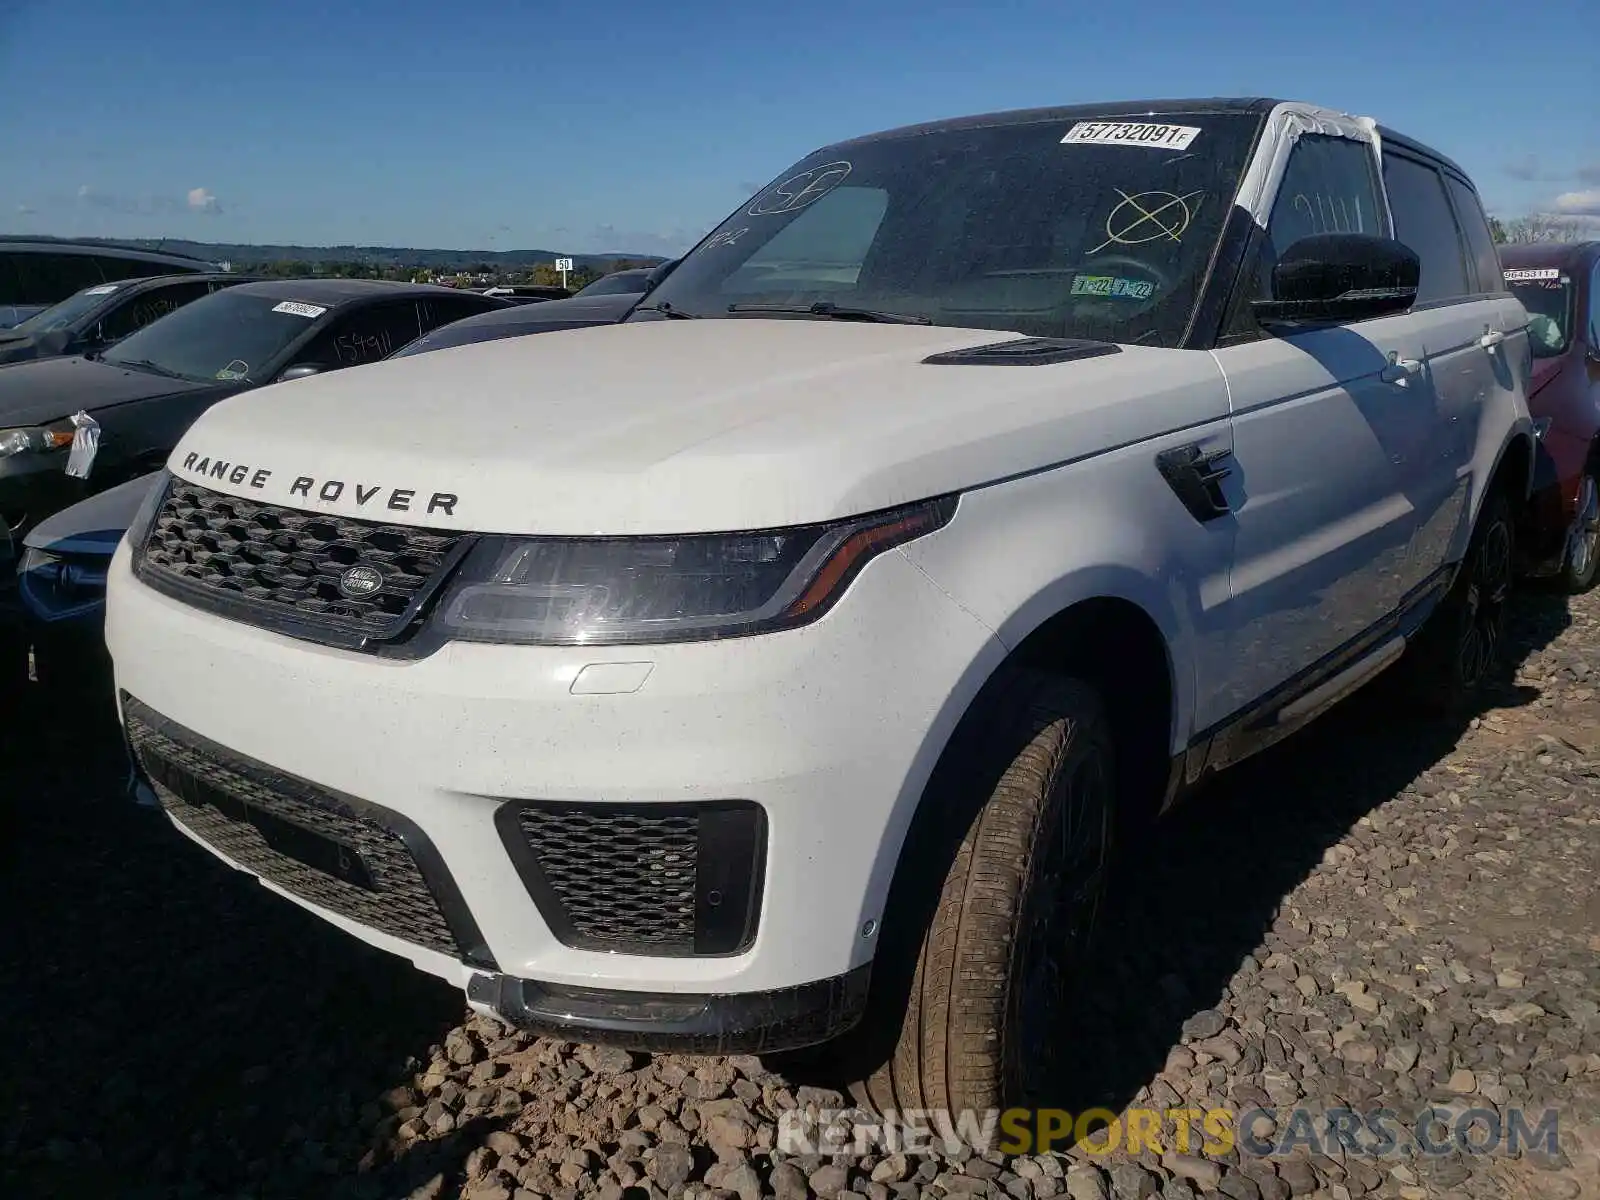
left=0, top=236, right=218, bottom=329
left=0, top=273, right=258, bottom=366
left=8, top=265, right=679, bottom=687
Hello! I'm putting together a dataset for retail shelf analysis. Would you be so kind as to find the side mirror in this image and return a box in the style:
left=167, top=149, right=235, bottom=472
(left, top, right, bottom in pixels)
left=643, top=258, right=680, bottom=291
left=1251, top=234, right=1419, bottom=326
left=278, top=363, right=324, bottom=382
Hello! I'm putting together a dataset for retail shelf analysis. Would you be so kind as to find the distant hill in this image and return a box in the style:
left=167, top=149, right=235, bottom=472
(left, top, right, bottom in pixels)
left=9, top=235, right=667, bottom=271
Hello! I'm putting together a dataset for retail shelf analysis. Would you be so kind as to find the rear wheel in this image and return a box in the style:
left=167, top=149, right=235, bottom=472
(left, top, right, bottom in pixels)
left=1562, top=470, right=1599, bottom=594
left=842, top=669, right=1116, bottom=1114
left=1406, top=488, right=1515, bottom=713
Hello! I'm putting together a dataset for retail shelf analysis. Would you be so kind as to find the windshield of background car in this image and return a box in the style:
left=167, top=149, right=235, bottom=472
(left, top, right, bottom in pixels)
left=12, top=284, right=120, bottom=333
left=577, top=272, right=649, bottom=297
left=645, top=113, right=1262, bottom=346
left=1504, top=269, right=1575, bottom=359
left=99, top=290, right=325, bottom=382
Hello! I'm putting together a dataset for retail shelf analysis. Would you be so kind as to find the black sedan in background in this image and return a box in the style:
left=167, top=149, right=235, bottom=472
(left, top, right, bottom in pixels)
left=393, top=258, right=678, bottom=356
left=0, top=273, right=256, bottom=367
left=0, top=278, right=507, bottom=553
left=0, top=279, right=508, bottom=674
left=571, top=266, right=657, bottom=298
left=11, top=264, right=676, bottom=684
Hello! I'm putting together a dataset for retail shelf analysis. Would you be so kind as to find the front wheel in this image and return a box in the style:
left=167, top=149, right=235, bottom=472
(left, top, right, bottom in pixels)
left=842, top=669, right=1116, bottom=1115
left=1562, top=470, right=1599, bottom=594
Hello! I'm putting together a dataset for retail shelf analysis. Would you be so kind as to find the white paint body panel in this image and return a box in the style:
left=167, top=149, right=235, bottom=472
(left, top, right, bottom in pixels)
left=167, top=320, right=1227, bottom=536
left=104, top=106, right=1535, bottom=1017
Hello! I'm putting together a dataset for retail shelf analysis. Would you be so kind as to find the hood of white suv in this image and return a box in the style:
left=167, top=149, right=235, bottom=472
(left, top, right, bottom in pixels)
left=166, top=319, right=1227, bottom=535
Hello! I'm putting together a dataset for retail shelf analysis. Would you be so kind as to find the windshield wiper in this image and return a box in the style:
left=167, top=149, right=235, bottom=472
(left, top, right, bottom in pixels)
left=633, top=300, right=699, bottom=319
left=726, top=301, right=932, bottom=325
left=108, top=356, right=184, bottom=380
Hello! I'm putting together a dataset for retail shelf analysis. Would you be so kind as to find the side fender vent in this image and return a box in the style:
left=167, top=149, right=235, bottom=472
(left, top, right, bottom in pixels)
left=922, top=337, right=1122, bottom=366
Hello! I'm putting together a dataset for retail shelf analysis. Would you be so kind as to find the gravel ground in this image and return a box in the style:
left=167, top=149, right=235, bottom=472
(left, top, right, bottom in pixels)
left=1, top=585, right=1595, bottom=1200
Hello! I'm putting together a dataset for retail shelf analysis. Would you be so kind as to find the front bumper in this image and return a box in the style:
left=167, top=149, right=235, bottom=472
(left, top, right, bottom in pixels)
left=105, top=535, right=1000, bottom=1040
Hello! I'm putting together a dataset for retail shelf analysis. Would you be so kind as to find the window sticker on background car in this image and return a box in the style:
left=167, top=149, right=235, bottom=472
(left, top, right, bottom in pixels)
left=1070, top=274, right=1155, bottom=300
left=1061, top=121, right=1201, bottom=151
left=271, top=301, right=327, bottom=318
left=216, top=360, right=248, bottom=380
left=1090, top=188, right=1204, bottom=252
left=746, top=162, right=852, bottom=216
left=1504, top=268, right=1562, bottom=283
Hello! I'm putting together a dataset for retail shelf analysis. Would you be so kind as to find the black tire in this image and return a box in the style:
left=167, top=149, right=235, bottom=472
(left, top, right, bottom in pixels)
left=1561, top=469, right=1599, bottom=595
left=840, top=668, right=1116, bottom=1115
left=1406, top=487, right=1516, bottom=713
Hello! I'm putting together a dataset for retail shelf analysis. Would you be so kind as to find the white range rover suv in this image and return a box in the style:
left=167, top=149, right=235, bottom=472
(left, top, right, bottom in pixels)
left=105, top=98, right=1534, bottom=1114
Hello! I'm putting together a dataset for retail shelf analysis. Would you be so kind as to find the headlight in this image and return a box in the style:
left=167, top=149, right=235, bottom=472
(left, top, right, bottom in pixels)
left=0, top=425, right=74, bottom=458
left=125, top=470, right=173, bottom=550
left=433, top=496, right=957, bottom=646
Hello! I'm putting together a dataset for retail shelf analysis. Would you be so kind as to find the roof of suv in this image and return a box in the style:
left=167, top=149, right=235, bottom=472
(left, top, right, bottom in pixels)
left=824, top=96, right=1471, bottom=193
left=0, top=235, right=216, bottom=268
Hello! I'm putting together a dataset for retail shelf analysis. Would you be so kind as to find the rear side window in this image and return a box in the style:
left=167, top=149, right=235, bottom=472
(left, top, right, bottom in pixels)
left=95, top=256, right=198, bottom=282
left=1443, top=176, right=1504, bottom=294
left=1382, top=155, right=1470, bottom=304
left=100, top=279, right=214, bottom=341
left=10, top=253, right=106, bottom=303
left=417, top=295, right=501, bottom=334
left=0, top=255, right=19, bottom=305
left=299, top=301, right=424, bottom=368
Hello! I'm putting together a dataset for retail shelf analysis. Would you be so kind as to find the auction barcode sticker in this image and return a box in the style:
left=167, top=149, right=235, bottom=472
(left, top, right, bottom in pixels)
left=272, top=300, right=327, bottom=318
left=1061, top=121, right=1201, bottom=151
left=1503, top=268, right=1561, bottom=282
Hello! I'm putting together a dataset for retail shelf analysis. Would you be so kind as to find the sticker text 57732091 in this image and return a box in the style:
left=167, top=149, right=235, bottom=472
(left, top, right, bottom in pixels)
left=1061, top=122, right=1201, bottom=151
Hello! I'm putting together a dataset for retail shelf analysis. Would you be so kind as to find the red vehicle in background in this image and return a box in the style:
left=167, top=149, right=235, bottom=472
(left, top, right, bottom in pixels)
left=1502, top=242, right=1600, bottom=592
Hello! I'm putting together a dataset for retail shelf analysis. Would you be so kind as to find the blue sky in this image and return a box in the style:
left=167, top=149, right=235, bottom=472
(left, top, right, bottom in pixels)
left=3, top=0, right=1596, bottom=255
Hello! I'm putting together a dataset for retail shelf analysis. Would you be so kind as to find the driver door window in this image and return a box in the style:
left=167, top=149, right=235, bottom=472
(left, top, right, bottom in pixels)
left=295, top=301, right=423, bottom=370
left=1258, top=134, right=1385, bottom=296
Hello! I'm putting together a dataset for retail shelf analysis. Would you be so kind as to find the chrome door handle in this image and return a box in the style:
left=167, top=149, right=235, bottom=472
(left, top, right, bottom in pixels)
left=1381, top=353, right=1423, bottom=385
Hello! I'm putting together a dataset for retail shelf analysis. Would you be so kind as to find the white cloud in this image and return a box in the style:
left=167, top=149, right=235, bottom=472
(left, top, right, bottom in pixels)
left=1553, top=189, right=1600, bottom=217
left=16, top=203, right=34, bottom=215
left=187, top=187, right=220, bottom=214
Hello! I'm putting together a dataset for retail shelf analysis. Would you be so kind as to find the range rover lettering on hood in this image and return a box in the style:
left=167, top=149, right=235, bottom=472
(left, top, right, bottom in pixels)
left=178, top=450, right=459, bottom=517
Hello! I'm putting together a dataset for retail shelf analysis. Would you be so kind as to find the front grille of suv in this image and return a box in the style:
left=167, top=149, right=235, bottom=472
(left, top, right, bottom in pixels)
left=134, top=478, right=471, bottom=648
left=123, top=695, right=495, bottom=969
left=495, top=800, right=768, bottom=957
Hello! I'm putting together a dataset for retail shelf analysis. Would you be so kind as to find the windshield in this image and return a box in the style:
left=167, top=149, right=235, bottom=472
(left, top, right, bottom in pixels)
left=1504, top=268, right=1575, bottom=359
left=13, top=283, right=121, bottom=334
left=644, top=113, right=1261, bottom=346
left=100, top=290, right=325, bottom=382
left=576, top=271, right=650, bottom=297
